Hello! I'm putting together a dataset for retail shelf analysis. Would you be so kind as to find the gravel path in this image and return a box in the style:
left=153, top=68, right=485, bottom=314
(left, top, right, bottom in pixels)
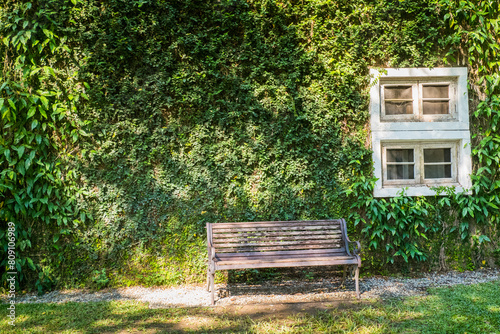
left=6, top=268, right=499, bottom=308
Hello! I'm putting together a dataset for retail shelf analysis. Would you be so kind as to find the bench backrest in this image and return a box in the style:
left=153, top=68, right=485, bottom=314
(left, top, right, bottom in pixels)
left=207, top=219, right=350, bottom=257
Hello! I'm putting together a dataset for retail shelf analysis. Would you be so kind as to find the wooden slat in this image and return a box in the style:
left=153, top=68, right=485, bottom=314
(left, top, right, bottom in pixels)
left=217, top=255, right=354, bottom=265
left=215, top=248, right=346, bottom=258
left=215, top=258, right=358, bottom=270
left=215, top=239, right=340, bottom=248
left=212, top=230, right=342, bottom=238
left=210, top=220, right=341, bottom=229
left=213, top=235, right=342, bottom=244
left=216, top=252, right=348, bottom=262
left=216, top=243, right=343, bottom=253
left=212, top=225, right=341, bottom=233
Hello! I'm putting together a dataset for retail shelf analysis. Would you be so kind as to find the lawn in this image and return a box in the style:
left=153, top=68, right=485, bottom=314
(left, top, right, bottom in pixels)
left=1, top=280, right=499, bottom=333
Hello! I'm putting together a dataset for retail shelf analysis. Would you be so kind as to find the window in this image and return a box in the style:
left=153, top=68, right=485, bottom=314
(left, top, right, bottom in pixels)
left=370, top=68, right=472, bottom=197
left=381, top=142, right=458, bottom=188
left=381, top=79, right=457, bottom=122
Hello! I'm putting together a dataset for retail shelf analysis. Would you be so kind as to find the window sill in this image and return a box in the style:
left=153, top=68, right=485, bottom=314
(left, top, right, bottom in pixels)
left=373, top=185, right=472, bottom=198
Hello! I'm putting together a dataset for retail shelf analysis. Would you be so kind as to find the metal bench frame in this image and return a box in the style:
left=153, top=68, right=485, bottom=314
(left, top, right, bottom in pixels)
left=206, top=219, right=361, bottom=305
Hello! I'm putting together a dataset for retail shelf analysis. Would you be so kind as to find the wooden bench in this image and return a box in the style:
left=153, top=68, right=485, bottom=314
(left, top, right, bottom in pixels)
left=206, top=219, right=361, bottom=305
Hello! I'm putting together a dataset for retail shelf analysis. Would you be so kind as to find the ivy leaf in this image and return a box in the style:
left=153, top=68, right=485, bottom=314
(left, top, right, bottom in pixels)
left=39, top=107, right=47, bottom=119
left=39, top=96, right=49, bottom=110
left=17, top=163, right=25, bottom=176
left=4, top=149, right=11, bottom=161
left=27, top=257, right=36, bottom=270
left=8, top=98, right=16, bottom=111
left=42, top=29, right=52, bottom=38
left=17, top=145, right=25, bottom=159
left=478, top=235, right=491, bottom=244
left=27, top=106, right=36, bottom=118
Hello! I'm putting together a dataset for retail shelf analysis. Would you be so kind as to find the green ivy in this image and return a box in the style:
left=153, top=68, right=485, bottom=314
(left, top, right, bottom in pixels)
left=0, top=0, right=88, bottom=292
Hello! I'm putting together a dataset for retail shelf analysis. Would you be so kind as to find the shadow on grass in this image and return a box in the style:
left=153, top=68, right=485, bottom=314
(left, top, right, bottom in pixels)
left=388, top=281, right=500, bottom=334
left=6, top=301, right=251, bottom=333
left=1, top=299, right=374, bottom=333
left=1, top=294, right=373, bottom=334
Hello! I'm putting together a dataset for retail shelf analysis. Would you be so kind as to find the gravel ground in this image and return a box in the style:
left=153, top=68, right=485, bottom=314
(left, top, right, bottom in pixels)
left=6, top=268, right=499, bottom=308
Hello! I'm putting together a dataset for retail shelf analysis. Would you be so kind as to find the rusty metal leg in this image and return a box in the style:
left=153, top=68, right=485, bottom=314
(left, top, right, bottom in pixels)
left=210, top=271, right=215, bottom=305
left=342, top=264, right=347, bottom=285
left=355, top=265, right=360, bottom=299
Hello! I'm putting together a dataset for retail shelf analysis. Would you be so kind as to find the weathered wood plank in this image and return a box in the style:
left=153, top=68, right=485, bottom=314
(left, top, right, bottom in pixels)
left=215, top=258, right=358, bottom=270
left=213, top=230, right=342, bottom=240
left=214, top=239, right=341, bottom=248
left=216, top=243, right=343, bottom=253
left=217, top=255, right=355, bottom=265
left=216, top=253, right=348, bottom=262
left=215, top=248, right=346, bottom=258
left=213, top=235, right=342, bottom=244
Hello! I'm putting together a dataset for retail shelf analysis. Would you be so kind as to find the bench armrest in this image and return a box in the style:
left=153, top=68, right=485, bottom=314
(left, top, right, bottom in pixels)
left=351, top=240, right=361, bottom=255
left=206, top=223, right=216, bottom=261
left=340, top=218, right=361, bottom=257
left=207, top=239, right=215, bottom=260
left=346, top=235, right=361, bottom=255
left=208, top=246, right=215, bottom=261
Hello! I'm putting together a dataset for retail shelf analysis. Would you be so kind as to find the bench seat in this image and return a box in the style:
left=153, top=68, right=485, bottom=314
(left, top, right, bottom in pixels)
left=215, top=253, right=359, bottom=269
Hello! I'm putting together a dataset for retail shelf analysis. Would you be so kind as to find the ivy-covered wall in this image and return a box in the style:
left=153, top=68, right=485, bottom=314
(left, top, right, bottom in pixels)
left=1, top=0, right=499, bottom=291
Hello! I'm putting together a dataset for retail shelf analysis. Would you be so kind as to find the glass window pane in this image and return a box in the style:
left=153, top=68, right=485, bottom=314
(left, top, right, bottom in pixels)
left=384, top=86, right=412, bottom=99
left=387, top=165, right=415, bottom=180
left=423, top=101, right=449, bottom=114
left=424, top=164, right=452, bottom=179
left=386, top=101, right=413, bottom=115
left=423, top=85, right=449, bottom=98
left=424, top=148, right=451, bottom=163
left=387, top=149, right=414, bottom=163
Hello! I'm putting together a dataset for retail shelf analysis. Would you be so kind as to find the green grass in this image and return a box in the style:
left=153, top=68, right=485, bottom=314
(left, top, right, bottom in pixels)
left=1, top=280, right=499, bottom=333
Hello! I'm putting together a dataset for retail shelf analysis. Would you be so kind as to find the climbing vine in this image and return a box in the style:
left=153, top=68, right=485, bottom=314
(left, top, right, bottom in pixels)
left=0, top=0, right=88, bottom=292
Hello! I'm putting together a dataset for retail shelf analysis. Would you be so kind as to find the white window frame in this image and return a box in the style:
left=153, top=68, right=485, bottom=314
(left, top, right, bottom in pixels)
left=381, top=141, right=459, bottom=188
left=370, top=67, right=472, bottom=197
left=382, top=143, right=419, bottom=186
left=380, top=78, right=458, bottom=122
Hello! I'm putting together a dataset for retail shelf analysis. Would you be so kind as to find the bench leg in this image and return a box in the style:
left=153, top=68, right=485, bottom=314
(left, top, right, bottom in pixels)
left=354, top=265, right=360, bottom=299
left=207, top=268, right=210, bottom=292
left=210, top=271, right=215, bottom=305
left=341, top=264, right=347, bottom=286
